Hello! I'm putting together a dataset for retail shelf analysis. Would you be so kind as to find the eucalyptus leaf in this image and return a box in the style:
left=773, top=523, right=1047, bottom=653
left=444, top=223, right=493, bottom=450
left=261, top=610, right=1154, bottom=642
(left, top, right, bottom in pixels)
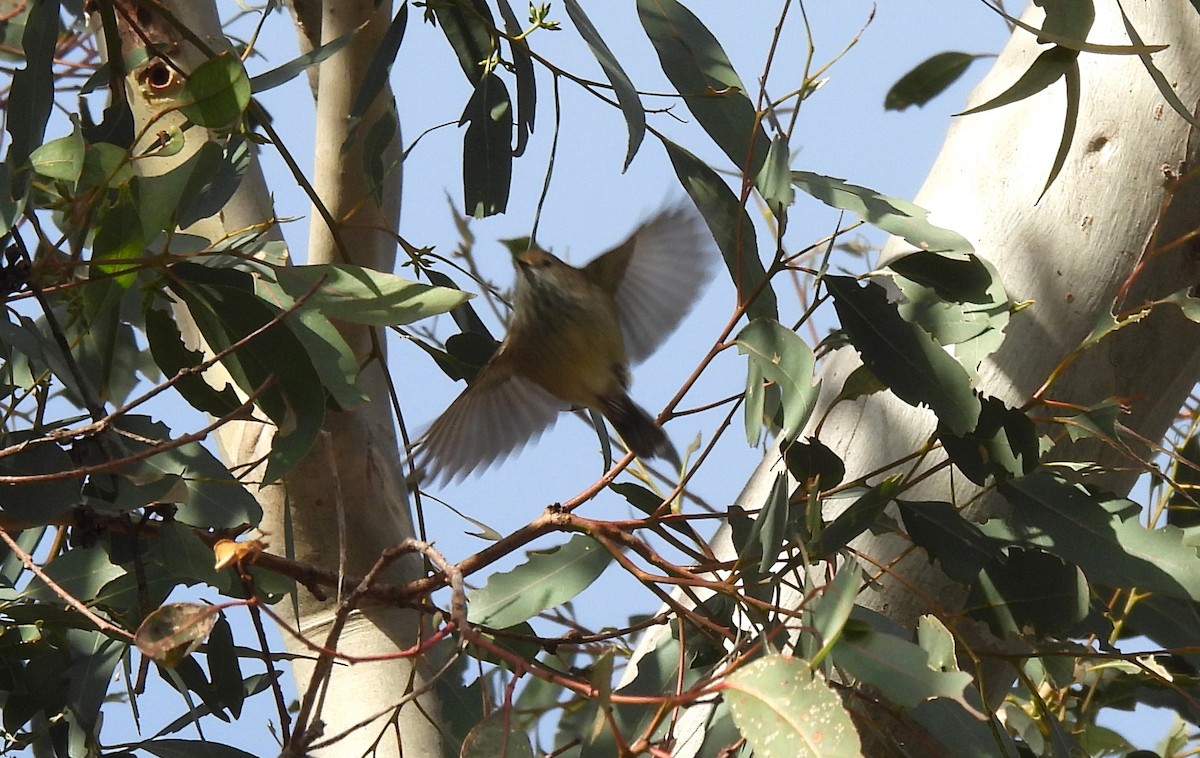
left=178, top=53, right=252, bottom=129
left=825, top=276, right=981, bottom=436
left=885, top=51, right=982, bottom=111
left=566, top=0, right=645, bottom=169
left=460, top=73, right=513, bottom=218
left=639, top=0, right=769, bottom=177
left=664, top=139, right=777, bottom=320
left=467, top=535, right=613, bottom=628
left=724, top=656, right=861, bottom=758
left=273, top=264, right=470, bottom=326
left=735, top=318, right=819, bottom=446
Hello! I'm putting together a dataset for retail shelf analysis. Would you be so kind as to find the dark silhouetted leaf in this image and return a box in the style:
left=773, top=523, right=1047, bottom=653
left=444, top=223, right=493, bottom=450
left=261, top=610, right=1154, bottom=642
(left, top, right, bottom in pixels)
left=811, top=476, right=900, bottom=558
left=431, top=0, right=496, bottom=83
left=5, top=0, right=58, bottom=193
left=784, top=438, right=845, bottom=491
left=825, top=276, right=981, bottom=436
left=996, top=471, right=1200, bottom=603
left=897, top=500, right=1004, bottom=584
left=885, top=52, right=981, bottom=111
left=498, top=0, right=536, bottom=155
left=639, top=0, right=769, bottom=177
left=664, top=139, right=777, bottom=320
left=938, top=394, right=1038, bottom=485
left=566, top=0, right=645, bottom=169
left=966, top=548, right=1088, bottom=637
left=460, top=73, right=513, bottom=218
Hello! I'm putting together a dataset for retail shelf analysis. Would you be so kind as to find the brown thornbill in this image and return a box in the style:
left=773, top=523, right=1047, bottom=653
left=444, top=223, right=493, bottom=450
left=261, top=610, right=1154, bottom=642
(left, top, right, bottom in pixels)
left=416, top=203, right=718, bottom=483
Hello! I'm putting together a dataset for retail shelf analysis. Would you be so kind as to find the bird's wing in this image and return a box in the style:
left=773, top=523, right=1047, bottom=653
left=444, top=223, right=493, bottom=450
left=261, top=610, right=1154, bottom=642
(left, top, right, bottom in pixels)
left=587, top=203, right=718, bottom=365
left=415, top=363, right=565, bottom=484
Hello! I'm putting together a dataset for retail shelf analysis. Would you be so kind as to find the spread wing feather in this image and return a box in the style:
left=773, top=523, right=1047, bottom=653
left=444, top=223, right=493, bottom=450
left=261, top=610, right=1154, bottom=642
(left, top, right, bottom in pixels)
left=416, top=365, right=565, bottom=484
left=606, top=204, right=718, bottom=364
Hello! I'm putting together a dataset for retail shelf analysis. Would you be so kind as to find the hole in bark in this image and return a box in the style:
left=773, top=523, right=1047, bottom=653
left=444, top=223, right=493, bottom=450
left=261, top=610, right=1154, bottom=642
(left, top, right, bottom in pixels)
left=136, top=6, right=154, bottom=26
left=145, top=60, right=172, bottom=90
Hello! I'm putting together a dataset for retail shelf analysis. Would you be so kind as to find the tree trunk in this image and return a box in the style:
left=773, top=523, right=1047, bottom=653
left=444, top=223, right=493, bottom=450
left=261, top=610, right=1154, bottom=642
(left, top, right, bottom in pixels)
left=647, top=0, right=1200, bottom=751
left=113, top=1, right=440, bottom=754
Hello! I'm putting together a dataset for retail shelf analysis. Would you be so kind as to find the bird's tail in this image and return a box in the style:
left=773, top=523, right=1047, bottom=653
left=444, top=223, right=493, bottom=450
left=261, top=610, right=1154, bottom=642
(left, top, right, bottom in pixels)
left=602, top=394, right=679, bottom=465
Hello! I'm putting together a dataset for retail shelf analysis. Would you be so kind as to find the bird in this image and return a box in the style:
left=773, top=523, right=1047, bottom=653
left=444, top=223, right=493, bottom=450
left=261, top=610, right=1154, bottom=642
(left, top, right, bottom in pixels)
left=414, top=203, right=718, bottom=484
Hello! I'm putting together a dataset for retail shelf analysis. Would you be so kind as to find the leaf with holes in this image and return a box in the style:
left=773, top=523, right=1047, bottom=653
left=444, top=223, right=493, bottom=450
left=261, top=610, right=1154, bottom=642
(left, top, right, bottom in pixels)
left=724, top=656, right=861, bottom=758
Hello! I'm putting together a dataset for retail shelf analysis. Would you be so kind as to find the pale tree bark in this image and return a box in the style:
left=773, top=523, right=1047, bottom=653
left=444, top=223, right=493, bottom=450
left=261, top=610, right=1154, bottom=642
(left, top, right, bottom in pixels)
left=642, top=1, right=1200, bottom=752
left=111, top=1, right=439, bottom=755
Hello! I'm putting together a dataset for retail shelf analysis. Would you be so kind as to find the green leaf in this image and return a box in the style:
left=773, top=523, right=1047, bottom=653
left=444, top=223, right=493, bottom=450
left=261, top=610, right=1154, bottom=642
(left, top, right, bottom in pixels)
left=828, top=363, right=886, bottom=407
left=736, top=472, right=789, bottom=574
left=735, top=318, right=819, bottom=446
left=638, top=0, right=769, bottom=177
left=1168, top=436, right=1200, bottom=528
left=250, top=26, right=360, bottom=93
left=460, top=73, right=513, bottom=218
left=833, top=623, right=976, bottom=711
left=91, top=187, right=144, bottom=287
left=1036, top=0, right=1095, bottom=43
left=5, top=0, right=59, bottom=189
left=111, top=415, right=262, bottom=529
left=1118, top=4, right=1200, bottom=130
left=724, top=656, right=861, bottom=758
left=178, top=52, right=252, bottom=129
left=566, top=0, right=645, bottom=170
left=996, top=471, right=1200, bottom=603
left=810, top=562, right=862, bottom=666
left=885, top=52, right=981, bottom=111
left=273, top=264, right=470, bottom=325
left=497, top=0, right=536, bottom=156
left=759, top=135, right=795, bottom=217
left=132, top=141, right=223, bottom=241
left=249, top=265, right=368, bottom=412
left=792, top=172, right=974, bottom=256
left=168, top=262, right=326, bottom=482
left=910, top=698, right=1021, bottom=758
left=79, top=141, right=134, bottom=192
left=959, top=45, right=1078, bottom=117
left=65, top=629, right=125, bottom=734
left=825, top=276, right=981, bottom=436
left=897, top=500, right=1004, bottom=584
left=0, top=431, right=83, bottom=525
left=349, top=5, right=408, bottom=124
left=467, top=535, right=613, bottom=628
left=938, top=394, right=1038, bottom=485
left=431, top=0, right=497, bottom=83
left=811, top=476, right=900, bottom=558
left=144, top=303, right=244, bottom=418
left=665, top=139, right=777, bottom=320
left=30, top=127, right=86, bottom=184
left=889, top=252, right=1010, bottom=380
left=25, top=543, right=124, bottom=604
